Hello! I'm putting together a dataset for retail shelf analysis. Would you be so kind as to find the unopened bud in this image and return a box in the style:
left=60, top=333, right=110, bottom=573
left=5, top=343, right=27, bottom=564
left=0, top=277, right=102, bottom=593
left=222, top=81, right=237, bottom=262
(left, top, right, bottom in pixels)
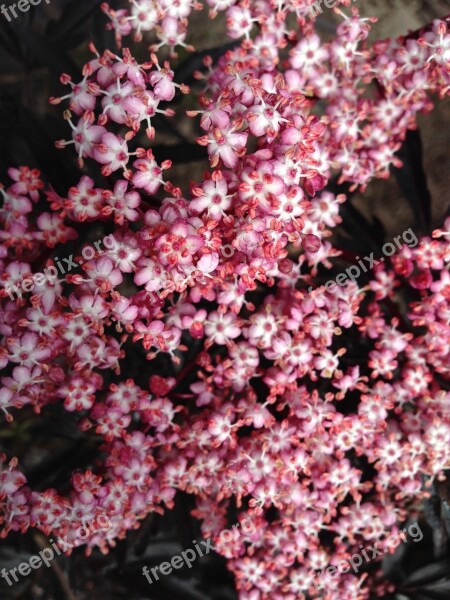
left=302, top=234, right=321, bottom=253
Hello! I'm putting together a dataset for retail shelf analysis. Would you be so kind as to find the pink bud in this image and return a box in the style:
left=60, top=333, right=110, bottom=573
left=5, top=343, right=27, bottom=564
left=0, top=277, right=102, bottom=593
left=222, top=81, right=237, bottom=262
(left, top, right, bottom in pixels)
left=302, top=234, right=321, bottom=253
left=197, top=252, right=219, bottom=274
left=410, top=270, right=432, bottom=290
left=189, top=322, right=205, bottom=339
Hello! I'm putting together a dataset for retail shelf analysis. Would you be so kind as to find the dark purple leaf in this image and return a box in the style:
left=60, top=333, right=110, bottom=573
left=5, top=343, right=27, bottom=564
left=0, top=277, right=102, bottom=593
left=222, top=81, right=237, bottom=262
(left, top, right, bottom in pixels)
left=392, top=128, right=432, bottom=236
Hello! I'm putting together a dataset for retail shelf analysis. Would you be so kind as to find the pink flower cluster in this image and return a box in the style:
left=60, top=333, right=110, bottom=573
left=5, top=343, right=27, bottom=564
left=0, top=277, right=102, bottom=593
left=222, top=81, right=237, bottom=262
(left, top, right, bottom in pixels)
left=0, top=4, right=449, bottom=600
left=102, top=1, right=450, bottom=187
left=100, top=0, right=352, bottom=50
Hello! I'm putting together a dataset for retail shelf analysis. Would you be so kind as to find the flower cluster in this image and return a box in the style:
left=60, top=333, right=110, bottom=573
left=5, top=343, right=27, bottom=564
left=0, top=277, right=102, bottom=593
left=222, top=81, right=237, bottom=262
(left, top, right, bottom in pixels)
left=101, top=0, right=352, bottom=50
left=102, top=0, right=450, bottom=187
left=0, top=3, right=449, bottom=600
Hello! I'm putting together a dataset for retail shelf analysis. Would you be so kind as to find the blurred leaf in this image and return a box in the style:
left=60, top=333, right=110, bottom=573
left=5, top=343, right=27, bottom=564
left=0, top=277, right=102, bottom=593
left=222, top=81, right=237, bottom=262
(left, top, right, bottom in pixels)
left=160, top=576, right=220, bottom=600
left=122, top=541, right=184, bottom=566
left=0, top=546, right=33, bottom=570
left=392, top=128, right=432, bottom=236
left=47, top=0, right=103, bottom=48
left=325, top=177, right=383, bottom=253
left=419, top=580, right=450, bottom=599
left=0, top=18, right=23, bottom=60
left=26, top=29, right=79, bottom=76
left=15, top=105, right=79, bottom=194
left=337, top=201, right=383, bottom=253
left=402, top=559, right=450, bottom=587
left=152, top=143, right=208, bottom=164
left=133, top=573, right=223, bottom=600
left=174, top=41, right=239, bottom=88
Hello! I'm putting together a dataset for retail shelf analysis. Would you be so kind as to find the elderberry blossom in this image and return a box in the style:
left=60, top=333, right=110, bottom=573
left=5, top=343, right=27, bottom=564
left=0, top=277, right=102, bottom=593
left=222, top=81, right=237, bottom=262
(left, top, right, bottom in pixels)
left=0, top=5, right=449, bottom=600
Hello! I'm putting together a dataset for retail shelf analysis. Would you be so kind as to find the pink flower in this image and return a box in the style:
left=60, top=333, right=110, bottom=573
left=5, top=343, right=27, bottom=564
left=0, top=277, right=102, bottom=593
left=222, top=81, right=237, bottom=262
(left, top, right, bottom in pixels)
left=67, top=176, right=102, bottom=221
left=205, top=311, right=240, bottom=345
left=155, top=221, right=204, bottom=267
left=101, top=80, right=135, bottom=124
left=0, top=458, right=27, bottom=496
left=198, top=126, right=248, bottom=169
left=7, top=333, right=51, bottom=366
left=63, top=116, right=107, bottom=161
left=131, top=152, right=170, bottom=195
left=197, top=252, right=219, bottom=274
left=93, top=133, right=129, bottom=175
left=190, top=175, right=232, bottom=221
left=111, top=296, right=139, bottom=329
left=290, top=34, right=329, bottom=72
left=84, top=256, right=123, bottom=292
left=7, top=167, right=43, bottom=202
left=149, top=67, right=177, bottom=101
